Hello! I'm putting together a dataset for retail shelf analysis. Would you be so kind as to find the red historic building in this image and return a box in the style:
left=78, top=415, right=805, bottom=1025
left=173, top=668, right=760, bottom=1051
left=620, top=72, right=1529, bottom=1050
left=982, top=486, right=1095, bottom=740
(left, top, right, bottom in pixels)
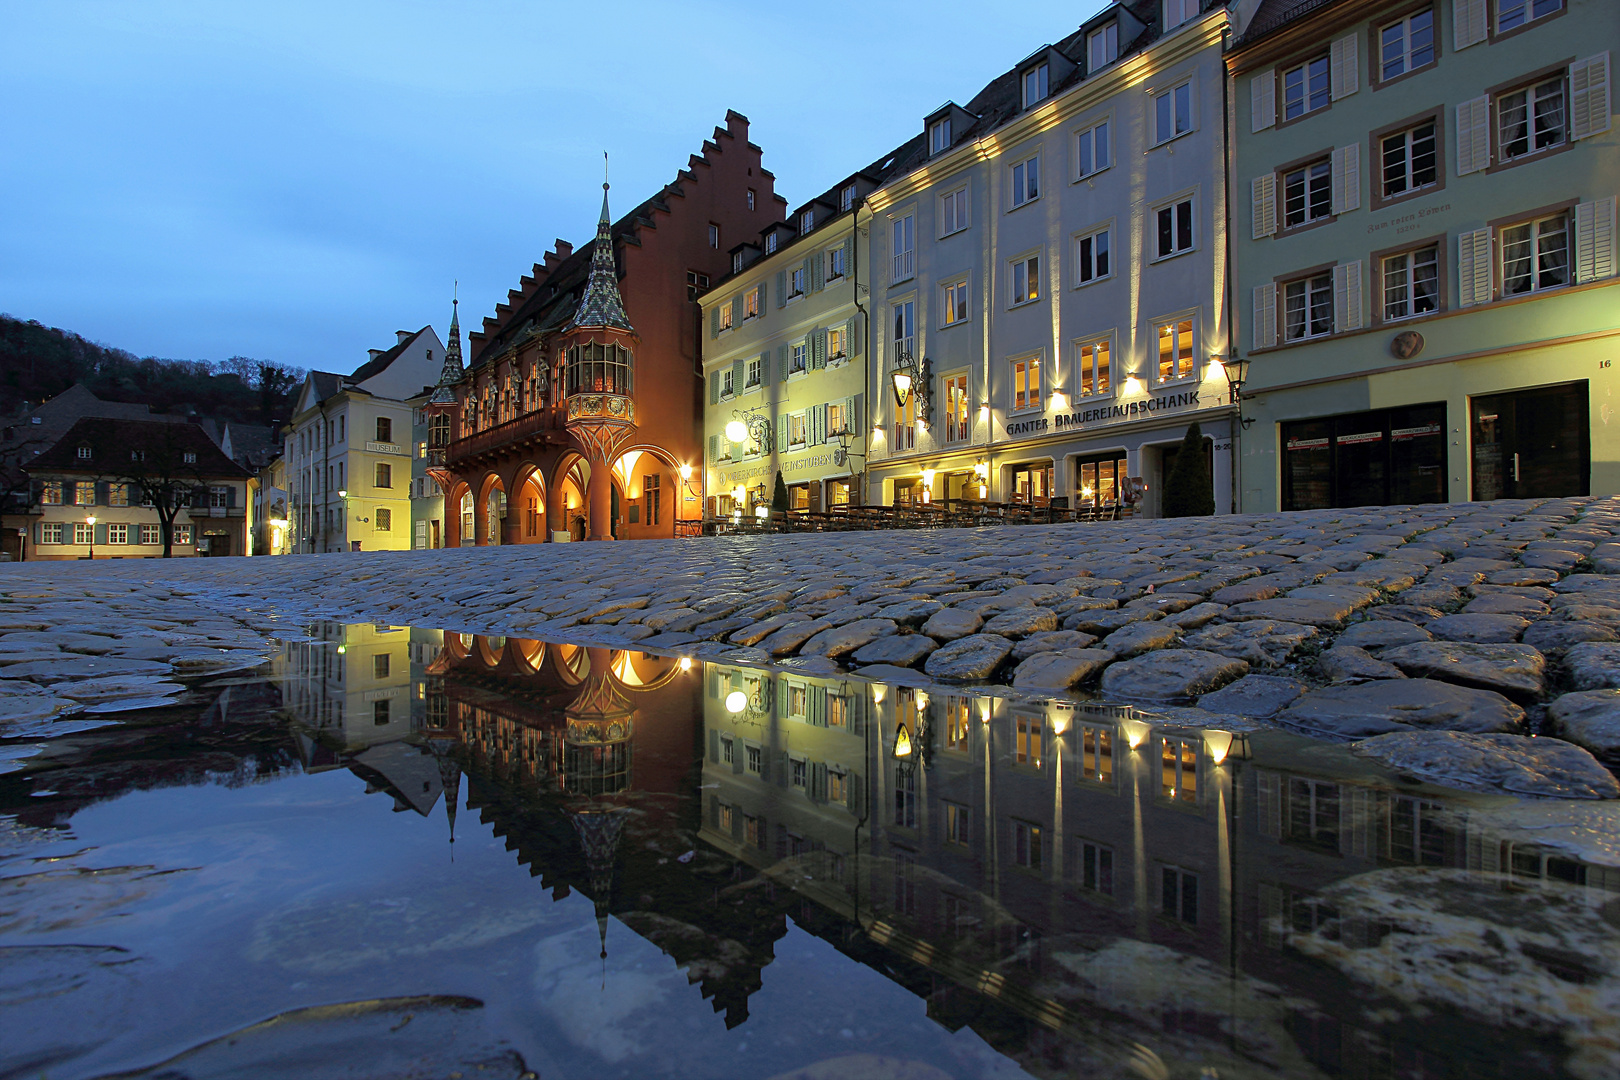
left=427, top=112, right=784, bottom=543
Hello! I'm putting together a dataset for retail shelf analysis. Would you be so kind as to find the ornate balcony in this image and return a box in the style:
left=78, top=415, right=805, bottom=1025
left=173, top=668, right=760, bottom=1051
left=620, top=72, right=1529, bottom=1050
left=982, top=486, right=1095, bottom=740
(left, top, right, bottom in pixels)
left=446, top=407, right=563, bottom=467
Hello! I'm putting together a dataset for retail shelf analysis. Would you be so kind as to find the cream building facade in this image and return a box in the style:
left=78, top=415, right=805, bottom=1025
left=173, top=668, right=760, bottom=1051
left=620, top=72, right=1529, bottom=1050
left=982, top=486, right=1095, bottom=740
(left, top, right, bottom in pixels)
left=284, top=326, right=444, bottom=553
left=865, top=1, right=1238, bottom=516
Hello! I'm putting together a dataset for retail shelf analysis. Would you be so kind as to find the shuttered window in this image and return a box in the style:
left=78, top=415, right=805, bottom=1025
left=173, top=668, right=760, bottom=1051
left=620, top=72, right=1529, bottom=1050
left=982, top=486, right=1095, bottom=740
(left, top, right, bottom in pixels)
left=1575, top=197, right=1617, bottom=283
left=1331, top=143, right=1360, bottom=214
left=1253, top=284, right=1277, bottom=350
left=1251, top=174, right=1276, bottom=238
left=1332, top=260, right=1364, bottom=333
left=1251, top=70, right=1276, bottom=131
left=1282, top=159, right=1330, bottom=228
left=1570, top=53, right=1611, bottom=141
left=1455, top=95, right=1490, bottom=174
left=1457, top=227, right=1493, bottom=307
left=1381, top=122, right=1438, bottom=198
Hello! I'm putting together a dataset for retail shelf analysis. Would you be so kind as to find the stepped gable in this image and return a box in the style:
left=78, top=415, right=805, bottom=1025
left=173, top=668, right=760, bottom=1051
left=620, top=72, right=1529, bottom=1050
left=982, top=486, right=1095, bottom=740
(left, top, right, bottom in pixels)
left=467, top=111, right=778, bottom=371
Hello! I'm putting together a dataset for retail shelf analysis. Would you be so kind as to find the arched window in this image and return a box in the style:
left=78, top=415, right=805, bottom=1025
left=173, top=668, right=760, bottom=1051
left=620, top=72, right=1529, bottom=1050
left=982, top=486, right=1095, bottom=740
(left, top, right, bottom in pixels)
left=565, top=341, right=634, bottom=397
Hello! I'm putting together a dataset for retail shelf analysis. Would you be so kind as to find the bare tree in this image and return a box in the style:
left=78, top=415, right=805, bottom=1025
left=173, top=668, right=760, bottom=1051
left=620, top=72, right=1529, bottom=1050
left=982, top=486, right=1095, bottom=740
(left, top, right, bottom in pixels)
left=97, top=425, right=212, bottom=559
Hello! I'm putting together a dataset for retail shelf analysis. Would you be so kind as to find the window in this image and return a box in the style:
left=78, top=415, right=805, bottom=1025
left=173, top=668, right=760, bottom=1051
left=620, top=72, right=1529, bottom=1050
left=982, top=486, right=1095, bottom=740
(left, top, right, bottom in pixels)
left=1283, top=54, right=1331, bottom=121
left=1165, top=0, right=1198, bottom=29
left=1154, top=82, right=1193, bottom=143
left=1016, top=716, right=1043, bottom=765
left=111, top=524, right=135, bottom=545
left=183, top=451, right=196, bottom=464
left=721, top=368, right=735, bottom=397
left=1381, top=122, right=1438, bottom=199
left=108, top=483, right=129, bottom=507
left=930, top=116, right=951, bottom=154
left=1501, top=212, right=1569, bottom=295
left=1383, top=245, right=1440, bottom=320
left=942, top=280, right=969, bottom=326
left=1284, top=272, right=1335, bottom=340
left=40, top=481, right=62, bottom=505
left=74, top=522, right=93, bottom=544
left=1012, top=357, right=1042, bottom=413
left=827, top=246, right=846, bottom=280
left=894, top=768, right=917, bottom=827
left=376, top=417, right=392, bottom=443
left=790, top=343, right=808, bottom=375
left=376, top=507, right=392, bottom=531
left=731, top=251, right=744, bottom=275
left=828, top=695, right=850, bottom=727
left=893, top=393, right=917, bottom=452
left=1088, top=22, right=1117, bottom=69
left=800, top=209, right=814, bottom=233
left=1162, top=867, right=1198, bottom=924
left=828, top=770, right=848, bottom=804
left=1155, top=196, right=1195, bottom=258
left=708, top=224, right=719, bottom=248
left=1379, top=8, right=1435, bottom=81
left=1075, top=226, right=1111, bottom=283
left=1497, top=0, right=1562, bottom=33
left=827, top=326, right=845, bottom=359
left=721, top=735, right=734, bottom=765
left=1075, top=120, right=1110, bottom=178
left=374, top=463, right=391, bottom=488
left=1011, top=253, right=1040, bottom=305
left=1161, top=737, right=1199, bottom=802
left=1156, top=317, right=1196, bottom=382
left=686, top=270, right=710, bottom=300
left=891, top=300, right=915, bottom=363
left=73, top=481, right=95, bottom=506
left=745, top=814, right=763, bottom=848
left=891, top=214, right=915, bottom=280
left=745, top=357, right=761, bottom=388
left=1010, top=155, right=1040, bottom=207
left=789, top=266, right=805, bottom=296
left=40, top=522, right=63, bottom=544
left=764, top=233, right=778, bottom=254
left=789, top=413, right=807, bottom=448
left=1498, top=76, right=1566, bottom=161
left=1014, top=820, right=1043, bottom=870
left=718, top=302, right=734, bottom=332
left=1079, top=724, right=1114, bottom=781
left=76, top=445, right=91, bottom=460
left=1022, top=62, right=1049, bottom=107
left=140, top=523, right=160, bottom=545
left=944, top=373, right=969, bottom=442
left=1076, top=337, right=1111, bottom=397
left=1281, top=159, right=1332, bottom=229
left=373, top=653, right=391, bottom=679
left=746, top=188, right=756, bottom=210
left=1079, top=840, right=1114, bottom=894
left=841, top=183, right=857, bottom=211
left=746, top=744, right=762, bottom=775
left=940, top=186, right=969, bottom=234
left=791, top=757, right=807, bottom=788
left=209, top=485, right=229, bottom=507
left=743, top=286, right=761, bottom=319
left=644, top=473, right=661, bottom=526
left=945, top=802, right=970, bottom=845
left=1288, top=777, right=1341, bottom=848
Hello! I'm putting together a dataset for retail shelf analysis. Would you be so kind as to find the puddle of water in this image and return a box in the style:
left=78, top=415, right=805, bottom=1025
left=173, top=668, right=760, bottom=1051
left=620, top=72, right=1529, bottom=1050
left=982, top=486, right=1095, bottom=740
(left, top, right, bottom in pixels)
left=2, top=622, right=1616, bottom=1080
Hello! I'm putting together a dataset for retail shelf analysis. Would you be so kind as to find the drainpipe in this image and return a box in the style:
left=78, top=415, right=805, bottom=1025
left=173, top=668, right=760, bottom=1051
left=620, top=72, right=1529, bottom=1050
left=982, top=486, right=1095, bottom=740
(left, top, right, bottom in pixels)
left=1221, top=23, right=1240, bottom=516
left=852, top=202, right=869, bottom=506
left=319, top=403, right=330, bottom=553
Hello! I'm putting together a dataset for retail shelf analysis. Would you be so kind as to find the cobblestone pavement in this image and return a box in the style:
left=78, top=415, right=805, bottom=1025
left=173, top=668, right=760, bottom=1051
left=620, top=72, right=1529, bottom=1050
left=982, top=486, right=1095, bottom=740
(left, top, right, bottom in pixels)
left=9, top=496, right=1620, bottom=796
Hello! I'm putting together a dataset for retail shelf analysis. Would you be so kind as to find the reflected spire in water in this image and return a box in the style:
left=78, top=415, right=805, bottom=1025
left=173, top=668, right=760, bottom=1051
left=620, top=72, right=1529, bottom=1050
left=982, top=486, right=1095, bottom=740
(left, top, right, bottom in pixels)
left=569, top=805, right=629, bottom=979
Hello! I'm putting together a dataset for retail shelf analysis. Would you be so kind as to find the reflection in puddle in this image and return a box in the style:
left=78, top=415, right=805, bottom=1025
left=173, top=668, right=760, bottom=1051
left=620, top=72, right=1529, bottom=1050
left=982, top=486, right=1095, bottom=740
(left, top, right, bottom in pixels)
left=3, top=621, right=1619, bottom=1079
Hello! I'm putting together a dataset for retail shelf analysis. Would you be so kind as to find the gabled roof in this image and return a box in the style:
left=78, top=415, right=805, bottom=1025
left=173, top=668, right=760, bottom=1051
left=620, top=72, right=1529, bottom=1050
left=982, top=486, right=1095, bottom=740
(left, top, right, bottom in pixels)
left=350, top=326, right=430, bottom=385
left=1238, top=0, right=1347, bottom=45
left=27, top=416, right=251, bottom=478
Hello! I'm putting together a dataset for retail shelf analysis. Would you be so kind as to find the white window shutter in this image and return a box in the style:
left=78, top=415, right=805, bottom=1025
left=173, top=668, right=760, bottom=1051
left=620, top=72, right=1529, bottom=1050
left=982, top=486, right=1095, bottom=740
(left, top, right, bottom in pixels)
left=1330, top=34, right=1359, bottom=99
left=1455, top=96, right=1490, bottom=175
left=1252, top=283, right=1277, bottom=349
left=1251, top=70, right=1276, bottom=131
left=1575, top=197, right=1617, bottom=283
left=1251, top=174, right=1276, bottom=238
left=1453, top=0, right=1487, bottom=50
left=1333, top=260, right=1363, bottom=333
left=1458, top=227, right=1493, bottom=307
left=1331, top=144, right=1361, bottom=214
left=1570, top=52, right=1612, bottom=141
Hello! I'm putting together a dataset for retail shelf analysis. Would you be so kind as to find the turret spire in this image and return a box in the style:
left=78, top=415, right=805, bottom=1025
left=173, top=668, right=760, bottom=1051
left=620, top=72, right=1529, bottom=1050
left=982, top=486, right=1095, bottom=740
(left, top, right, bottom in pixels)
left=428, top=284, right=465, bottom=404
left=566, top=162, right=635, bottom=334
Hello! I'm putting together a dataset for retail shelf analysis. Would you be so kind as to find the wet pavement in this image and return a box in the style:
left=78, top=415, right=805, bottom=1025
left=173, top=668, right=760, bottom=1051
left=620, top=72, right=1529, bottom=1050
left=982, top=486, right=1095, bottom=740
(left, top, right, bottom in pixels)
left=5, top=622, right=1620, bottom=1079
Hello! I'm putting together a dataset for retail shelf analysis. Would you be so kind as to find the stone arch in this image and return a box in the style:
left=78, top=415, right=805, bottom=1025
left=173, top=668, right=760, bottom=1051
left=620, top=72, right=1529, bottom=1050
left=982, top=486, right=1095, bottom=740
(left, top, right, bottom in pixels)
left=550, top=452, right=592, bottom=542
left=444, top=480, right=472, bottom=548
left=475, top=471, right=506, bottom=546
left=612, top=442, right=692, bottom=540
left=510, top=462, right=548, bottom=544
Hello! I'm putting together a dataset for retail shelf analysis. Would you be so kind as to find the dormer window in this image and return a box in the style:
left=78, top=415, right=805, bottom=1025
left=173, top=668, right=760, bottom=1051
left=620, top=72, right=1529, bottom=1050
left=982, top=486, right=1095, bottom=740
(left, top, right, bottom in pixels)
left=1088, top=22, right=1118, bottom=70
left=1022, top=63, right=1050, bottom=107
left=841, top=184, right=857, bottom=212
left=183, top=452, right=197, bottom=464
left=765, top=233, right=778, bottom=254
left=930, top=117, right=952, bottom=154
left=800, top=210, right=814, bottom=233
left=1165, top=0, right=1198, bottom=30
left=76, top=445, right=91, bottom=460
left=733, top=251, right=745, bottom=274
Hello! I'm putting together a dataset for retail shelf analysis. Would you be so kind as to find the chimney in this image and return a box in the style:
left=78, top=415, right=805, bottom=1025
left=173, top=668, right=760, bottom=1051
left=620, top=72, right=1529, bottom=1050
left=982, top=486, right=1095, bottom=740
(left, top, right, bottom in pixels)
left=368, top=349, right=385, bottom=361
left=396, top=330, right=411, bottom=344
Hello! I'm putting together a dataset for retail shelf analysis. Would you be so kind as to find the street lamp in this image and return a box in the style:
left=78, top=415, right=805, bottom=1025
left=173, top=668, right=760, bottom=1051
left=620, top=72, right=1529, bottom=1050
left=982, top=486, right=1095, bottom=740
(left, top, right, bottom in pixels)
left=1221, top=357, right=1251, bottom=413
left=85, top=515, right=96, bottom=560
left=889, top=352, right=932, bottom=423
left=725, top=410, right=774, bottom=452
left=1220, top=356, right=1251, bottom=516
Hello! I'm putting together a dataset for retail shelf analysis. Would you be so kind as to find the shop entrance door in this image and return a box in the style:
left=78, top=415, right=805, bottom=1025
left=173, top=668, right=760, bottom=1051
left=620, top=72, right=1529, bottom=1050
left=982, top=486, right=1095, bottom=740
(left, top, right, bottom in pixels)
left=1008, top=463, right=1053, bottom=506
left=1471, top=382, right=1588, bottom=500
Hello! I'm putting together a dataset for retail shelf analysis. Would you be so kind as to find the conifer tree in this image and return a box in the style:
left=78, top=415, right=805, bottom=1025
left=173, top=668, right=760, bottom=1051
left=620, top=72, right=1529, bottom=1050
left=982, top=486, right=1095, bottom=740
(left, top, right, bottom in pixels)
left=1162, top=422, right=1214, bottom=517
left=772, top=471, right=789, bottom=512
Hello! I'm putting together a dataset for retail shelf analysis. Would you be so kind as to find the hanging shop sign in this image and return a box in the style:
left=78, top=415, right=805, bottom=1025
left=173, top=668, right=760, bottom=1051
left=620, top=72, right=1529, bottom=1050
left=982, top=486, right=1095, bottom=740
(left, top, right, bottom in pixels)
left=1005, top=388, right=1208, bottom=440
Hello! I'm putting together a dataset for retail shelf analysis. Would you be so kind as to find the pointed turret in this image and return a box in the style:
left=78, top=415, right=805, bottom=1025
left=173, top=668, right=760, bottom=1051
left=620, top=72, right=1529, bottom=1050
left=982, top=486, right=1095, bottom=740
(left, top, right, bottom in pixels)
left=428, top=290, right=465, bottom=405
left=566, top=179, right=634, bottom=333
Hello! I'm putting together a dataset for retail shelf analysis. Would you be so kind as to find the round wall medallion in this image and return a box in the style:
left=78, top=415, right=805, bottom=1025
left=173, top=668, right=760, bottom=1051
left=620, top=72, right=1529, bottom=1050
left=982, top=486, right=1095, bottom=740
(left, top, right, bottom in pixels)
left=1391, top=330, right=1425, bottom=360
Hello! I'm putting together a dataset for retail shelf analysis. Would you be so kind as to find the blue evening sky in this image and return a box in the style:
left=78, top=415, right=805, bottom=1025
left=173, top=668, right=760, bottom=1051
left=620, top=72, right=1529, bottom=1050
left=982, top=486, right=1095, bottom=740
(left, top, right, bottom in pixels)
left=1, top=1, right=1107, bottom=373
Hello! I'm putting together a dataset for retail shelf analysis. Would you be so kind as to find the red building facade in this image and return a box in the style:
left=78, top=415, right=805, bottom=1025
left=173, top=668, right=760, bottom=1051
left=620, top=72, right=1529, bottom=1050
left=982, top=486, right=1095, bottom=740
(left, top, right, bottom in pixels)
left=428, top=112, right=784, bottom=544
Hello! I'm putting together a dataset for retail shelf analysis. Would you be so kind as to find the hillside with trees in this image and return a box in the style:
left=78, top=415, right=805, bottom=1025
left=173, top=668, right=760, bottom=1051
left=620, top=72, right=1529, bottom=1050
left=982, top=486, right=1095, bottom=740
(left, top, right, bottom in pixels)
left=0, top=313, right=303, bottom=426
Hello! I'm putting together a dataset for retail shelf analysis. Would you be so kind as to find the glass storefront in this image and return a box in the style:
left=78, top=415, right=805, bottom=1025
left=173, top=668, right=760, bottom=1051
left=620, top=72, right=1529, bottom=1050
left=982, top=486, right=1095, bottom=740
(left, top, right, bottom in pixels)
left=1075, top=453, right=1128, bottom=510
left=1471, top=382, right=1588, bottom=501
left=1281, top=403, right=1446, bottom=510
left=1009, top=463, right=1053, bottom=505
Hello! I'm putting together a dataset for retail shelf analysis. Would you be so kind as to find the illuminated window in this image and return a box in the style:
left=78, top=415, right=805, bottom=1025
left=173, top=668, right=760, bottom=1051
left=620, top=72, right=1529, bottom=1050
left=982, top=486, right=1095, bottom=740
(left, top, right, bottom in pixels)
left=829, top=770, right=848, bottom=804
left=1076, top=337, right=1111, bottom=397
left=942, top=280, right=969, bottom=325
left=945, top=696, right=971, bottom=748
left=1013, top=820, right=1043, bottom=870
left=40, top=481, right=63, bottom=505
left=1010, top=253, right=1040, bottom=305
left=945, top=802, right=970, bottom=845
left=943, top=374, right=970, bottom=442
left=73, top=481, right=95, bottom=506
left=108, top=483, right=130, bottom=507
left=1080, top=723, right=1113, bottom=782
left=1011, top=357, right=1042, bottom=413
left=1016, top=716, right=1043, bottom=766
left=41, top=522, right=64, bottom=544
left=743, top=286, right=761, bottom=319
left=1161, top=737, right=1199, bottom=802
left=106, top=523, right=127, bottom=544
